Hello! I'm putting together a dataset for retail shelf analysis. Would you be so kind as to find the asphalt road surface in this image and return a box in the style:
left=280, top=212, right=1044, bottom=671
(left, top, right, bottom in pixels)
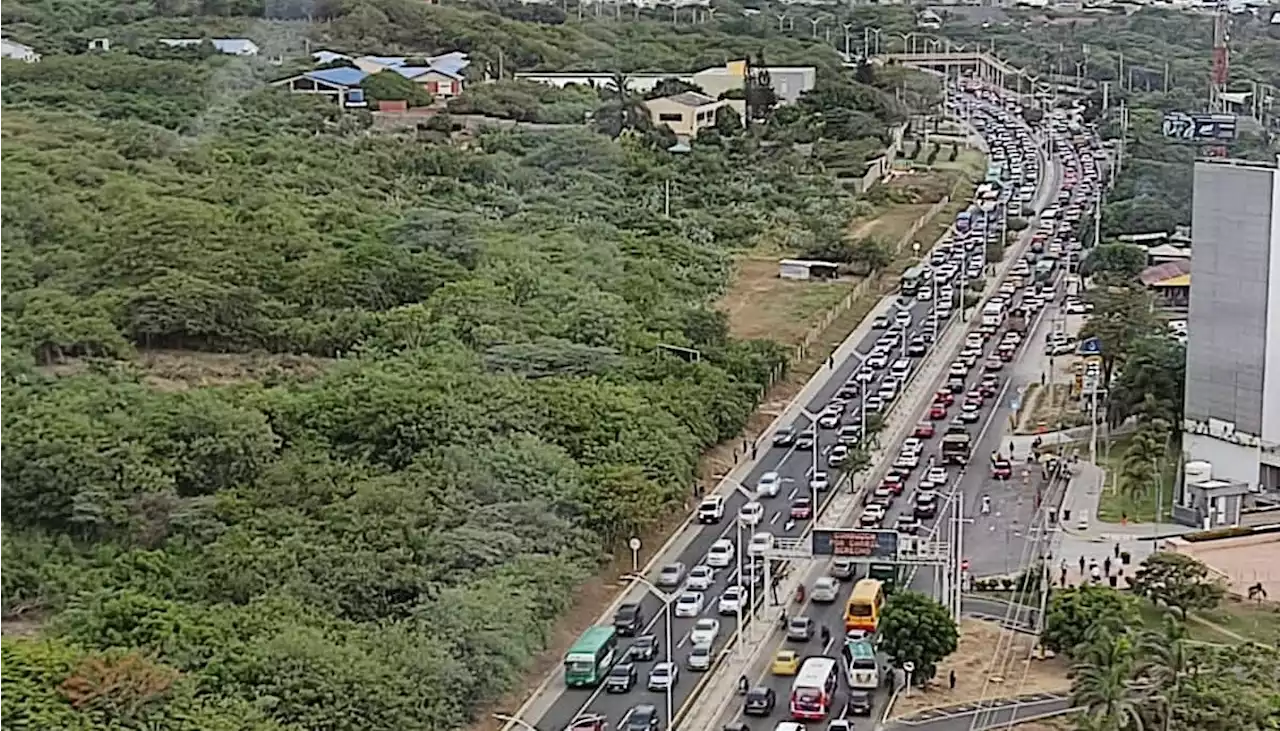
left=715, top=93, right=1101, bottom=731
left=533, top=99, right=1019, bottom=731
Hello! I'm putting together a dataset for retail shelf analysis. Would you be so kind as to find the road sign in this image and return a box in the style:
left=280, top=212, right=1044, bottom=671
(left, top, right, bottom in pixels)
left=628, top=537, right=642, bottom=551
left=1076, top=337, right=1102, bottom=356
left=903, top=661, right=915, bottom=673
left=1161, top=111, right=1238, bottom=143
left=812, top=529, right=899, bottom=559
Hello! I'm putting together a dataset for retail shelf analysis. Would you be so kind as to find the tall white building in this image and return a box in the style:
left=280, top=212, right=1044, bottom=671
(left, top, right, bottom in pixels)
left=1181, top=158, right=1280, bottom=498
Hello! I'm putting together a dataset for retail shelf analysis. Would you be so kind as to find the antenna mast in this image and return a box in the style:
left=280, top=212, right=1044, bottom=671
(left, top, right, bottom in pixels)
left=1210, top=4, right=1230, bottom=113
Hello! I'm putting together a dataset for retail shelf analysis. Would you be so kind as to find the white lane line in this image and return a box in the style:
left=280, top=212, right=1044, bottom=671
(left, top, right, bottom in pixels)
left=676, top=631, right=690, bottom=649
left=787, top=487, right=799, bottom=501
left=769, top=512, right=781, bottom=525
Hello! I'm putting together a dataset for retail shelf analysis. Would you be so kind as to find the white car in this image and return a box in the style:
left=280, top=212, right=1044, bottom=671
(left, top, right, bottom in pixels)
left=894, top=309, right=912, bottom=327
left=949, top=361, right=968, bottom=378
left=748, top=532, right=775, bottom=557
left=900, top=437, right=923, bottom=456
left=706, top=539, right=735, bottom=568
left=809, top=472, right=830, bottom=491
left=718, top=586, right=744, bottom=615
left=739, top=501, right=765, bottom=526
left=866, top=352, right=889, bottom=370
left=757, top=472, right=781, bottom=498
left=689, top=618, right=721, bottom=648
left=812, top=576, right=840, bottom=603
left=674, top=591, right=704, bottom=618
left=965, top=333, right=985, bottom=349
left=648, top=662, right=678, bottom=691
left=927, top=466, right=949, bottom=485
left=916, top=287, right=932, bottom=301
left=687, top=565, right=716, bottom=591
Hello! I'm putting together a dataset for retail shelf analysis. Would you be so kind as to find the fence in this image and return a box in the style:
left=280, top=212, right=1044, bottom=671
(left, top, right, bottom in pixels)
left=850, top=124, right=908, bottom=193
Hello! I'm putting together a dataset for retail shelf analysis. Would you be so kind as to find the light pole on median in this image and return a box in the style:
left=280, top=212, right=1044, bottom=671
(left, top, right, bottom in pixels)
left=626, top=574, right=677, bottom=731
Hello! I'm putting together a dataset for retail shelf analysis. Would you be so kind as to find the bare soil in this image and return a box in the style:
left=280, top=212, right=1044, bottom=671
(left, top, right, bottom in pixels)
left=720, top=255, right=864, bottom=344
left=1015, top=383, right=1087, bottom=435
left=890, top=619, right=1071, bottom=719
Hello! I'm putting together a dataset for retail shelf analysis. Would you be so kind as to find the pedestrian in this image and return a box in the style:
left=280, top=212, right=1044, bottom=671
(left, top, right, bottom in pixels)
left=751, top=444, right=757, bottom=460
left=1113, top=542, right=1121, bottom=558
left=1103, top=556, right=1112, bottom=576
left=1090, top=564, right=1102, bottom=583
left=949, top=669, right=956, bottom=690
left=1041, top=372, right=1046, bottom=386
left=1078, top=555, right=1086, bottom=574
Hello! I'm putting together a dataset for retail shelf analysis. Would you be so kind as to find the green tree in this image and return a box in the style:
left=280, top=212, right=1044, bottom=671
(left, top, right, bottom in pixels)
left=591, top=73, right=650, bottom=138
left=1042, top=585, right=1141, bottom=655
left=1070, top=623, right=1148, bottom=731
left=876, top=591, right=958, bottom=684
left=1082, top=243, right=1148, bottom=282
left=1129, top=552, right=1224, bottom=620
left=360, top=70, right=432, bottom=107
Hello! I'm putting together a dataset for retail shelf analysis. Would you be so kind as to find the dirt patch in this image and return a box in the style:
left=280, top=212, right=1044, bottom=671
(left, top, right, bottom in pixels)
left=851, top=203, right=936, bottom=243
left=38, top=349, right=334, bottom=390
left=890, top=619, right=1071, bottom=719
left=1015, top=383, right=1086, bottom=434
left=720, top=256, right=864, bottom=345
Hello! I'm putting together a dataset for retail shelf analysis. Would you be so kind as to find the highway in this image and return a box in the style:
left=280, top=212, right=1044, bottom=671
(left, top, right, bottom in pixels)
left=532, top=93, right=1021, bottom=731
left=717, top=89, right=1106, bottom=729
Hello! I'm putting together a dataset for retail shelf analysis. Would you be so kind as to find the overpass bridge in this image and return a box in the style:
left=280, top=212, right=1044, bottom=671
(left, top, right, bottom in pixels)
left=873, top=50, right=1090, bottom=97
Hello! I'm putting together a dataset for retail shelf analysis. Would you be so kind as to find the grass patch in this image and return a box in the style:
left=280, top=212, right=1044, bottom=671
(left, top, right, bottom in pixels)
left=1094, top=434, right=1177, bottom=524
left=1139, top=597, right=1280, bottom=645
left=719, top=255, right=864, bottom=344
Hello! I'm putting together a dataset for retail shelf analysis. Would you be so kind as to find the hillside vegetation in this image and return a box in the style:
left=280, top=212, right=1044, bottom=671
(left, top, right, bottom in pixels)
left=0, top=2, right=931, bottom=729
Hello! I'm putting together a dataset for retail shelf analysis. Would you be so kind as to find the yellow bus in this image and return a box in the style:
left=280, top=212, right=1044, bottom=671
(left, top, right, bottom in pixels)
left=844, top=579, right=885, bottom=633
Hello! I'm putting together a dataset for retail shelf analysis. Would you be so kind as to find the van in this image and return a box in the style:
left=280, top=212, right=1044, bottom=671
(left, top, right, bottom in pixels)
left=889, top=359, right=911, bottom=379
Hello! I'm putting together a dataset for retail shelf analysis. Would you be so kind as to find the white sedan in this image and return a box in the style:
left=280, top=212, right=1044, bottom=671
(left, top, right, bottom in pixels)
left=739, top=501, right=765, bottom=526
left=927, top=466, right=949, bottom=485
left=706, top=539, right=735, bottom=568
left=687, top=565, right=716, bottom=591
left=718, top=586, right=744, bottom=615
left=748, top=532, right=775, bottom=557
left=674, top=592, right=705, bottom=618
left=689, top=618, right=721, bottom=648
left=809, top=472, right=830, bottom=491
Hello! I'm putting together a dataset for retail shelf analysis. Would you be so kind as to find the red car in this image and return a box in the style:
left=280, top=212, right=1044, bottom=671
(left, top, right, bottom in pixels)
left=914, top=422, right=936, bottom=438
left=882, top=474, right=906, bottom=496
left=934, top=389, right=955, bottom=406
left=790, top=497, right=813, bottom=520
left=965, top=389, right=985, bottom=405
left=992, top=459, right=1013, bottom=479
left=929, top=403, right=948, bottom=420
left=979, top=378, right=1000, bottom=398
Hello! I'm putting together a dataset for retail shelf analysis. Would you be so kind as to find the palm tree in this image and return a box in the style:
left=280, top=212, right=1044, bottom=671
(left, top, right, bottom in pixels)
left=591, top=73, right=651, bottom=139
left=1133, top=619, right=1189, bottom=731
left=1071, top=626, right=1149, bottom=731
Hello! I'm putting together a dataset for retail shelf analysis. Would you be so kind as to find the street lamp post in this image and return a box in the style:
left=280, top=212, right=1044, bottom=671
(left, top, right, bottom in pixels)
left=842, top=22, right=855, bottom=59
left=626, top=574, right=678, bottom=731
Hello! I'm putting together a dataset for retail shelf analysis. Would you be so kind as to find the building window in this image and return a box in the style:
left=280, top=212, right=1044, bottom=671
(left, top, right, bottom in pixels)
left=658, top=113, right=683, bottom=122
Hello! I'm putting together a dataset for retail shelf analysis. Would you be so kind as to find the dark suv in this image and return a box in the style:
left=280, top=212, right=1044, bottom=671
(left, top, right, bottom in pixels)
left=605, top=662, right=637, bottom=693
left=743, top=686, right=776, bottom=716
left=613, top=602, right=644, bottom=636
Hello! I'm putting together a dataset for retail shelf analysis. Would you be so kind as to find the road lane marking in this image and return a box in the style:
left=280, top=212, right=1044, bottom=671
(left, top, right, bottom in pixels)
left=769, top=512, right=780, bottom=525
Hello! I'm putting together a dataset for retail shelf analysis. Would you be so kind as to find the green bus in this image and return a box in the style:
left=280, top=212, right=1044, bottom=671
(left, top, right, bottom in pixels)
left=564, top=626, right=618, bottom=687
left=868, top=563, right=900, bottom=592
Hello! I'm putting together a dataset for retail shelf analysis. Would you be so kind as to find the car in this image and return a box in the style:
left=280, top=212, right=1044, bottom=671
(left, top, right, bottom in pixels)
left=739, top=501, right=765, bottom=526
left=863, top=395, right=884, bottom=413
left=828, top=444, right=850, bottom=468
left=787, top=616, right=814, bottom=642
left=926, top=466, right=949, bottom=484
left=893, top=453, right=919, bottom=471
left=757, top=472, right=782, bottom=498
left=696, top=495, right=725, bottom=524
left=915, top=492, right=939, bottom=519
left=929, top=403, right=948, bottom=420
left=979, top=376, right=1001, bottom=397
left=907, top=338, right=928, bottom=356
left=855, top=369, right=876, bottom=384
left=871, top=314, right=891, bottom=329
left=743, top=686, right=777, bottom=716
left=871, top=486, right=894, bottom=506
left=935, top=388, right=955, bottom=406
left=916, top=286, right=932, bottom=301
left=674, top=592, right=704, bottom=618
left=965, top=332, right=985, bottom=349
left=859, top=505, right=886, bottom=527
left=606, top=662, right=638, bottom=693
left=771, top=650, right=801, bottom=675
left=706, top=539, right=735, bottom=568
left=866, top=352, right=889, bottom=370
left=984, top=357, right=1004, bottom=371
left=810, top=471, right=831, bottom=491
left=627, top=703, right=661, bottom=731
left=947, top=377, right=966, bottom=394
left=718, top=585, right=744, bottom=615
left=894, top=310, right=912, bottom=327
left=901, top=437, right=924, bottom=455
left=949, top=361, right=968, bottom=378
left=687, top=645, right=713, bottom=671
left=959, top=401, right=982, bottom=423
left=966, top=388, right=985, bottom=405
left=992, top=458, right=1013, bottom=479
left=747, top=532, right=774, bottom=557
left=690, top=618, right=721, bottom=647
left=772, top=425, right=797, bottom=447
left=614, top=602, right=645, bottom=635
left=796, top=430, right=816, bottom=450
left=687, top=565, right=717, bottom=591
left=818, top=410, right=842, bottom=429
left=790, top=497, right=812, bottom=520
left=846, top=690, right=874, bottom=716
left=811, top=576, right=840, bottom=603
left=882, top=473, right=906, bottom=495
left=647, top=663, right=678, bottom=691
left=657, top=563, right=686, bottom=588
left=895, top=515, right=921, bottom=534
left=831, top=557, right=857, bottom=580
left=629, top=634, right=658, bottom=661
left=915, top=421, right=936, bottom=438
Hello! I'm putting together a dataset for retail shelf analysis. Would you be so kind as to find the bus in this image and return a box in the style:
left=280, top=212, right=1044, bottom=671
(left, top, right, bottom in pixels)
left=564, top=626, right=618, bottom=687
left=790, top=657, right=839, bottom=720
left=844, top=579, right=885, bottom=633
left=900, top=265, right=925, bottom=296
left=842, top=637, right=880, bottom=690
left=868, top=563, right=899, bottom=592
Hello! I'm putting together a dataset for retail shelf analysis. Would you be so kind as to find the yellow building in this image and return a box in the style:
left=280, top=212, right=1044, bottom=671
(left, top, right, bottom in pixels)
left=643, top=92, right=734, bottom=138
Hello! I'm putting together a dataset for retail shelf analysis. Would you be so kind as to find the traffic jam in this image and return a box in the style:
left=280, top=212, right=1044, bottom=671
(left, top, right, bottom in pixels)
left=721, top=90, right=1105, bottom=731
left=541, top=86, right=1105, bottom=731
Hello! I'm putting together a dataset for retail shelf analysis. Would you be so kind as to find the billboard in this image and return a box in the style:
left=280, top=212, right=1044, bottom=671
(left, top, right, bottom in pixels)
left=1161, top=112, right=1238, bottom=144
left=811, top=529, right=899, bottom=559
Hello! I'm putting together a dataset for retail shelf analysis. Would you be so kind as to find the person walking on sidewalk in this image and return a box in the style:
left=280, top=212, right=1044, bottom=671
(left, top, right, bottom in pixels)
left=1078, top=555, right=1086, bottom=575
left=1103, top=556, right=1112, bottom=577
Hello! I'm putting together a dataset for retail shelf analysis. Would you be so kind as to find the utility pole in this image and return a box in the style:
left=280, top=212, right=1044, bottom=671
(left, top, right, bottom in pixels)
left=842, top=22, right=854, bottom=60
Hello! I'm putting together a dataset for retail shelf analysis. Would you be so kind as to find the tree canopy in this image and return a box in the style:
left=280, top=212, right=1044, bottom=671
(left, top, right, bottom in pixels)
left=876, top=591, right=958, bottom=683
